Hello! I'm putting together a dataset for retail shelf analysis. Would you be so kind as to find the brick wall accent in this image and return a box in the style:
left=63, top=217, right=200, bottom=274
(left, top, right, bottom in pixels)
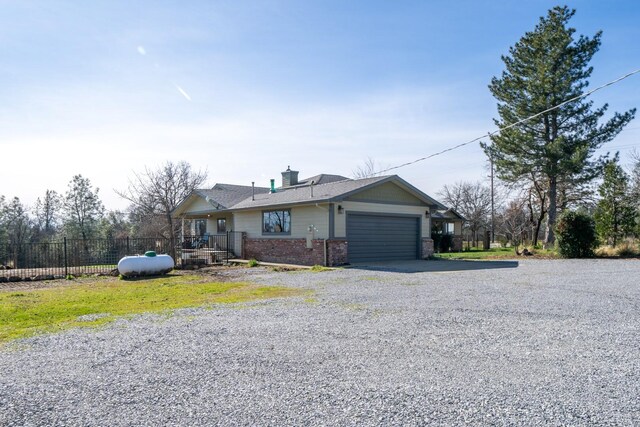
left=327, top=239, right=348, bottom=266
left=244, top=238, right=326, bottom=266
left=452, top=236, right=463, bottom=252
left=421, top=238, right=434, bottom=259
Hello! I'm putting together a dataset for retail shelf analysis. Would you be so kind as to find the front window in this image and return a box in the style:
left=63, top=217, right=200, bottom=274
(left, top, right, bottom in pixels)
left=262, top=210, right=291, bottom=234
left=194, top=219, right=207, bottom=236
left=217, top=218, right=226, bottom=233
left=445, top=222, right=455, bottom=234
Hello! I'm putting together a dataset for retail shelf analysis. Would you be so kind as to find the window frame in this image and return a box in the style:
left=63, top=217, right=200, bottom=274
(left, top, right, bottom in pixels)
left=445, top=222, right=455, bottom=234
left=194, top=219, right=207, bottom=236
left=262, top=209, right=292, bottom=235
left=217, top=218, right=227, bottom=233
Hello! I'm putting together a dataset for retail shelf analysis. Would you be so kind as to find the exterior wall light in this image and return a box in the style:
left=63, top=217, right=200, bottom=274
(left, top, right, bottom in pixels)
left=337, top=205, right=344, bottom=214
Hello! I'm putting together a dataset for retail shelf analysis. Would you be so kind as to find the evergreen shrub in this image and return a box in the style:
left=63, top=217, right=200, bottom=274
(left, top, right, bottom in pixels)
left=555, top=211, right=597, bottom=258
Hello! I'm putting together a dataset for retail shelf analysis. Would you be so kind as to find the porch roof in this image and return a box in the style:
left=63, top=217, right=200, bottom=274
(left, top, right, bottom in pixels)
left=431, top=208, right=467, bottom=221
left=196, top=183, right=270, bottom=209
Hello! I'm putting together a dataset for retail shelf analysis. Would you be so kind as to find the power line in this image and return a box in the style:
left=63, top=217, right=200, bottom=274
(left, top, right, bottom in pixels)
left=376, top=68, right=640, bottom=175
left=604, top=142, right=640, bottom=150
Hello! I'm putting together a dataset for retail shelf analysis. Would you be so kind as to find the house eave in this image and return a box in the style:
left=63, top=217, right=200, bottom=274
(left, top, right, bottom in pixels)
left=332, top=175, right=445, bottom=209
left=175, top=208, right=234, bottom=218
left=226, top=199, right=333, bottom=213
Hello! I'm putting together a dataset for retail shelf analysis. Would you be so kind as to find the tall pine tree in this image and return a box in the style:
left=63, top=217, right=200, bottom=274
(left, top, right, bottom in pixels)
left=484, top=6, right=635, bottom=246
left=63, top=175, right=105, bottom=241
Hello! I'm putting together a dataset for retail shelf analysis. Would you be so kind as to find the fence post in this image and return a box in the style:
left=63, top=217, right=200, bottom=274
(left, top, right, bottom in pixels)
left=226, top=231, right=230, bottom=263
left=126, top=236, right=130, bottom=254
left=64, top=237, right=68, bottom=277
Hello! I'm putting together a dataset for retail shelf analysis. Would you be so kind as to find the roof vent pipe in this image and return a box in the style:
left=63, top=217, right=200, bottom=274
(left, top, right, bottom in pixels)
left=252, top=182, right=255, bottom=201
left=310, top=180, right=315, bottom=198
left=270, top=179, right=276, bottom=193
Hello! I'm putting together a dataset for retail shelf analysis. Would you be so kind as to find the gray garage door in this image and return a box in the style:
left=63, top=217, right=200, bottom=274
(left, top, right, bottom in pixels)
left=346, top=213, right=420, bottom=263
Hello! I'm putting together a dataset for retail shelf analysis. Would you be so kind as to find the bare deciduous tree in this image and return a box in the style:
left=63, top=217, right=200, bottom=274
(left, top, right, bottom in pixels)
left=526, top=176, right=547, bottom=247
left=630, top=149, right=640, bottom=209
left=352, top=157, right=389, bottom=179
left=116, top=161, right=208, bottom=251
left=498, top=198, right=529, bottom=247
left=439, top=181, right=492, bottom=246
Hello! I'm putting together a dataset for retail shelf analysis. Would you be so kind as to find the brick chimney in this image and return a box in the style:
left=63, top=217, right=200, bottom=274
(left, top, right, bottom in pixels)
left=281, top=166, right=299, bottom=187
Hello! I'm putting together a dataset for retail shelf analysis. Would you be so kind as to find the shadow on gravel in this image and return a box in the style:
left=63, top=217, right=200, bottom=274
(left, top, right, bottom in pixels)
left=346, top=259, right=519, bottom=273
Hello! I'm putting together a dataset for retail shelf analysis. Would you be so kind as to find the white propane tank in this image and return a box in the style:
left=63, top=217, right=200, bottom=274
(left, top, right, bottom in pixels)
left=118, top=251, right=174, bottom=277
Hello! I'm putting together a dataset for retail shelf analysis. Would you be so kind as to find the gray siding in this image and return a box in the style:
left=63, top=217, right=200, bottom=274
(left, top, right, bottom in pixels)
left=233, top=204, right=330, bottom=239
left=346, top=181, right=424, bottom=205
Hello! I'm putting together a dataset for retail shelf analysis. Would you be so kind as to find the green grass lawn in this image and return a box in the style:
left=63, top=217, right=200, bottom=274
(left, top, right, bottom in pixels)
left=435, top=247, right=559, bottom=260
left=0, top=275, right=302, bottom=345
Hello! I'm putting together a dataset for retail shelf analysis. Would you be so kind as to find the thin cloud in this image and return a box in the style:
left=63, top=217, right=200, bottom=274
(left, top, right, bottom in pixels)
left=175, top=85, right=192, bottom=101
left=137, top=46, right=146, bottom=55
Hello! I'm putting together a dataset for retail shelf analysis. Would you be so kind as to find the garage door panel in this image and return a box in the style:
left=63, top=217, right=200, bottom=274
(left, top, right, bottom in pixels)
left=347, top=213, right=420, bottom=263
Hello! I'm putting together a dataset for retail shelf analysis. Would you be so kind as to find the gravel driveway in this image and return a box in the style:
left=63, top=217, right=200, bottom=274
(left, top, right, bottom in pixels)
left=1, top=259, right=639, bottom=426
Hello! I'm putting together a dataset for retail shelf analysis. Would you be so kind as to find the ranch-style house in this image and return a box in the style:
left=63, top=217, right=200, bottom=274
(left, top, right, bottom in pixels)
left=172, top=167, right=464, bottom=266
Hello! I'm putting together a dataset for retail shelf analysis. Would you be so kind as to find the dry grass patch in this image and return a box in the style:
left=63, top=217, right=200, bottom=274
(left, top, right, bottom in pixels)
left=595, top=242, right=640, bottom=258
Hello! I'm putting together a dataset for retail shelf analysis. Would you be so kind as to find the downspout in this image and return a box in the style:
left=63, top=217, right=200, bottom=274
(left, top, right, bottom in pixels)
left=180, top=216, right=185, bottom=265
left=328, top=203, right=335, bottom=239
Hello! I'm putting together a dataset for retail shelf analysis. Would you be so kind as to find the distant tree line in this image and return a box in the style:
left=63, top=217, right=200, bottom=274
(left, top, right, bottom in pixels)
left=0, top=161, right=207, bottom=260
left=438, top=152, right=640, bottom=250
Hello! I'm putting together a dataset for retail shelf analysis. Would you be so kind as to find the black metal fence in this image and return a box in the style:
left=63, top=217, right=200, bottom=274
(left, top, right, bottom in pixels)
left=0, top=237, right=172, bottom=280
left=0, top=232, right=244, bottom=281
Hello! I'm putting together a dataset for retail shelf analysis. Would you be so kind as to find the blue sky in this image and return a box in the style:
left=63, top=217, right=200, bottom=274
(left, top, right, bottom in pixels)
left=1, top=0, right=638, bottom=210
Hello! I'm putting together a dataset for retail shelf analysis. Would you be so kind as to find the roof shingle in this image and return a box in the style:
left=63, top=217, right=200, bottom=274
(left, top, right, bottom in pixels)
left=232, top=176, right=388, bottom=210
left=195, top=183, right=269, bottom=209
left=174, top=173, right=454, bottom=217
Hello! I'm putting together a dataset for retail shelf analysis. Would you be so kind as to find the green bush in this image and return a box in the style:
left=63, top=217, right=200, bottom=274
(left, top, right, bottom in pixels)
left=555, top=211, right=598, bottom=258
left=247, top=259, right=259, bottom=267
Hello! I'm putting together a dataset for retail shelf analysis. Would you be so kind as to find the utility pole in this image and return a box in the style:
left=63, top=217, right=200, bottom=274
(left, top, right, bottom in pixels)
left=490, top=155, right=495, bottom=243
left=488, top=135, right=495, bottom=244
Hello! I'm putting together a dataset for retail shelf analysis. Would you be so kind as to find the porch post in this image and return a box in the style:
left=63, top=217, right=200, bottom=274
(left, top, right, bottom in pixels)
left=328, top=203, right=335, bottom=239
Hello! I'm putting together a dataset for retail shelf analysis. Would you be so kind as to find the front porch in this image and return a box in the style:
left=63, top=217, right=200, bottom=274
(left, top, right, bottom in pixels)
left=431, top=217, right=464, bottom=252
left=179, top=232, right=244, bottom=266
left=178, top=212, right=242, bottom=266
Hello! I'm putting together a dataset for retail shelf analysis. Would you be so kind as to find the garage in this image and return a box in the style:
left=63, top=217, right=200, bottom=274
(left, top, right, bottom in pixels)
left=346, top=213, right=420, bottom=263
